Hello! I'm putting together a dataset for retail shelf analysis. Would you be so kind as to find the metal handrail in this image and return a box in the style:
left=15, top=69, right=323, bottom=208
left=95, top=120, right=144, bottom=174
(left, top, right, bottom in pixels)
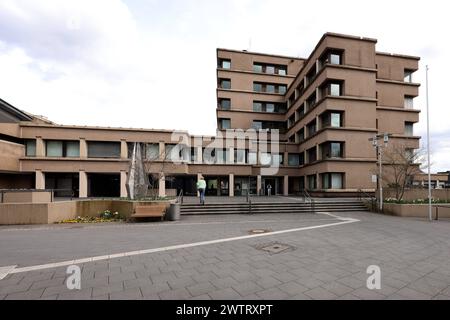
left=358, top=189, right=377, bottom=212
left=176, top=189, right=184, bottom=204
left=302, top=189, right=315, bottom=213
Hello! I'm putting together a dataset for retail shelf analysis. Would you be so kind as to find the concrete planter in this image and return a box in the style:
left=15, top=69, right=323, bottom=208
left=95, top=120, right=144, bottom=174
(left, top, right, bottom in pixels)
left=383, top=203, right=450, bottom=218
left=0, top=199, right=172, bottom=225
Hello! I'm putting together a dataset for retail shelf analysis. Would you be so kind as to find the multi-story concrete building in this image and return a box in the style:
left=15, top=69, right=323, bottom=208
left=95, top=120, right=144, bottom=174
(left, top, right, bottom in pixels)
left=0, top=33, right=421, bottom=198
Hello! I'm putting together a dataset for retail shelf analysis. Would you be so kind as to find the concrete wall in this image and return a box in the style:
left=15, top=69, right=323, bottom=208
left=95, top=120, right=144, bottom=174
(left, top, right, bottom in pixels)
left=0, top=139, right=24, bottom=171
left=383, top=203, right=450, bottom=219
left=2, top=191, right=52, bottom=203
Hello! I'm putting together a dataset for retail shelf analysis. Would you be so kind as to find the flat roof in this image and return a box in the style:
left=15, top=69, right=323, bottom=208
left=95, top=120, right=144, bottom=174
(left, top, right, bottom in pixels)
left=217, top=48, right=306, bottom=61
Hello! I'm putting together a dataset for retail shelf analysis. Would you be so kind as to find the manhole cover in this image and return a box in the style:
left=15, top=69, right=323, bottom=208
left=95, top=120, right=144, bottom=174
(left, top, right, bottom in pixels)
left=255, top=242, right=296, bottom=254
left=248, top=229, right=271, bottom=235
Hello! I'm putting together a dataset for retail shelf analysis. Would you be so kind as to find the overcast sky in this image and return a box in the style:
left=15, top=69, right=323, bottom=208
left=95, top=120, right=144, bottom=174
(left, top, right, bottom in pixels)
left=0, top=0, right=448, bottom=172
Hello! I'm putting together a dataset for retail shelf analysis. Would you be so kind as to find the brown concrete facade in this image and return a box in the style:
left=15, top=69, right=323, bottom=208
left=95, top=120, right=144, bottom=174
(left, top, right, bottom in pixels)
left=0, top=33, right=421, bottom=198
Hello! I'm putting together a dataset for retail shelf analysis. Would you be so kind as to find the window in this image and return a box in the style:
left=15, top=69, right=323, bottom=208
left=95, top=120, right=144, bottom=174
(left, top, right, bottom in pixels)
left=253, top=64, right=263, bottom=73
left=25, top=140, right=36, bottom=157
left=46, top=140, right=80, bottom=158
left=322, top=173, right=344, bottom=189
left=307, top=175, right=317, bottom=190
left=307, top=147, right=317, bottom=163
left=306, top=93, right=317, bottom=109
left=252, top=121, right=262, bottom=130
left=404, top=96, right=414, bottom=109
left=219, top=118, right=231, bottom=130
left=253, top=83, right=262, bottom=92
left=405, top=122, right=414, bottom=136
left=253, top=101, right=286, bottom=113
left=288, top=153, right=300, bottom=166
left=219, top=98, right=231, bottom=110
left=404, top=70, right=413, bottom=83
left=253, top=82, right=286, bottom=94
left=330, top=53, right=341, bottom=65
left=321, top=111, right=343, bottom=128
left=219, top=78, right=231, bottom=89
left=307, top=120, right=317, bottom=137
left=272, top=154, right=283, bottom=165
left=218, top=59, right=231, bottom=69
left=235, top=149, right=246, bottom=164
left=331, top=113, right=342, bottom=127
left=253, top=63, right=287, bottom=75
left=146, top=143, right=160, bottom=160
left=330, top=83, right=342, bottom=96
left=248, top=151, right=257, bottom=164
left=296, top=128, right=305, bottom=142
left=88, top=141, right=120, bottom=158
left=259, top=153, right=272, bottom=166
left=322, top=142, right=343, bottom=159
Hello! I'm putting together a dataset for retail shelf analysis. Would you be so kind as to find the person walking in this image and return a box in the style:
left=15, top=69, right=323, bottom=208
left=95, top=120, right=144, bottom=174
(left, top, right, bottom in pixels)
left=196, top=175, right=206, bottom=205
left=267, top=183, right=272, bottom=196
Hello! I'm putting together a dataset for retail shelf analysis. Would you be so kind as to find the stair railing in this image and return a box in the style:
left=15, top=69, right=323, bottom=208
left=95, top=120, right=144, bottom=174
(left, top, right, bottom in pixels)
left=358, top=189, right=376, bottom=212
left=246, top=189, right=252, bottom=214
left=302, top=189, right=315, bottom=213
left=176, top=189, right=184, bottom=204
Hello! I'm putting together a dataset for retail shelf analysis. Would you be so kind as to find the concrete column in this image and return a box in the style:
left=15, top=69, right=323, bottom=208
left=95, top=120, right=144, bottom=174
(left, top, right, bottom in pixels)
left=283, top=151, right=288, bottom=167
left=196, top=146, right=203, bottom=164
left=257, top=175, right=262, bottom=196
left=284, top=175, right=289, bottom=196
left=120, top=140, right=128, bottom=159
left=316, top=144, right=320, bottom=162
left=159, top=141, right=165, bottom=161
left=315, top=88, right=320, bottom=102
left=35, top=170, right=45, bottom=190
left=436, top=180, right=441, bottom=189
left=158, top=173, right=166, bottom=197
left=120, top=171, right=128, bottom=198
left=79, top=170, right=87, bottom=198
left=80, top=138, right=87, bottom=158
left=36, top=137, right=45, bottom=157
left=228, top=147, right=234, bottom=164
left=229, top=173, right=234, bottom=197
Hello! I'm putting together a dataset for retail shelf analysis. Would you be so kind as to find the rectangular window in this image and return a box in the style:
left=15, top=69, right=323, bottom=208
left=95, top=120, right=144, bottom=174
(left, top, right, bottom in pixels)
left=25, top=140, right=36, bottom=157
left=266, top=84, right=275, bottom=93
left=330, top=53, right=341, bottom=65
left=88, top=141, right=121, bottom=158
left=253, top=83, right=262, bottom=92
left=307, top=120, right=317, bottom=137
left=307, top=147, right=317, bottom=163
left=266, top=66, right=275, bottom=74
left=235, top=149, right=246, bottom=164
left=322, top=173, right=344, bottom=189
left=219, top=118, right=231, bottom=130
left=278, top=85, right=287, bottom=94
left=278, top=67, right=287, bottom=76
left=46, top=141, right=63, bottom=157
left=219, top=78, right=231, bottom=89
left=404, top=70, right=413, bottom=83
left=253, top=64, right=263, bottom=73
left=404, top=96, right=414, bottom=109
left=272, top=154, right=283, bottom=165
left=253, top=102, right=262, bottom=112
left=219, top=98, right=231, bottom=110
left=331, top=113, right=342, bottom=127
left=288, top=154, right=300, bottom=166
left=146, top=143, right=160, bottom=160
left=322, top=142, right=343, bottom=159
left=252, top=121, right=262, bottom=130
left=248, top=151, right=257, bottom=164
left=65, top=141, right=80, bottom=157
left=219, top=59, right=231, bottom=69
left=330, top=83, right=341, bottom=96
left=266, top=103, right=275, bottom=113
left=259, top=153, right=272, bottom=166
left=405, top=122, right=414, bottom=136
left=307, top=175, right=317, bottom=190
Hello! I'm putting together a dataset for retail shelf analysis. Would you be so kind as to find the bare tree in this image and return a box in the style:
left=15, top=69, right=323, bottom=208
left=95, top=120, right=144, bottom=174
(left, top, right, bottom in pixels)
left=380, top=144, right=426, bottom=201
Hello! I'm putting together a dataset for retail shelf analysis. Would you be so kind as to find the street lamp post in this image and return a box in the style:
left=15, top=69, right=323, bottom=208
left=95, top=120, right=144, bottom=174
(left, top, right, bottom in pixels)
left=370, top=133, right=391, bottom=212
left=426, top=65, right=432, bottom=221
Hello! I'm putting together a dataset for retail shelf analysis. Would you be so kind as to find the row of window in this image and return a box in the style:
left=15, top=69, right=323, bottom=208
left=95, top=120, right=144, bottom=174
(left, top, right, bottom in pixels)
left=217, top=98, right=287, bottom=114
left=217, top=58, right=288, bottom=76
left=218, top=78, right=287, bottom=95
left=288, top=111, right=343, bottom=142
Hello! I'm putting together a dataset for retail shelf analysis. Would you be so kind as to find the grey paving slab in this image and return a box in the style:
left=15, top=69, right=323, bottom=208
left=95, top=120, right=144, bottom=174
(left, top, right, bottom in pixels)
left=1, top=211, right=450, bottom=300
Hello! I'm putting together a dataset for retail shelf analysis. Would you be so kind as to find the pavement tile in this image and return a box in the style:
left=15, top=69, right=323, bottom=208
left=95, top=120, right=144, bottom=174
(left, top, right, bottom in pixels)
left=158, top=288, right=192, bottom=300
left=304, top=287, right=338, bottom=300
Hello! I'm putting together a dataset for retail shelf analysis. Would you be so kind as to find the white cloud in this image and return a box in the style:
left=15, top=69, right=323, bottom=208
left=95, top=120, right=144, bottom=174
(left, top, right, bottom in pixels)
left=0, top=0, right=449, bottom=171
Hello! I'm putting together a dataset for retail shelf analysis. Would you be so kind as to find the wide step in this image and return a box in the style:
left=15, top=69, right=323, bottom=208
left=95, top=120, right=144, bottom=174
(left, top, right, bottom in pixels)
left=181, top=200, right=368, bottom=215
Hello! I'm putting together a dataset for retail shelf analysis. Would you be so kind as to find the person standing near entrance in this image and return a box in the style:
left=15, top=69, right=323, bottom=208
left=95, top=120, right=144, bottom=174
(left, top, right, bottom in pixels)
left=267, top=183, right=272, bottom=196
left=196, top=175, right=206, bottom=205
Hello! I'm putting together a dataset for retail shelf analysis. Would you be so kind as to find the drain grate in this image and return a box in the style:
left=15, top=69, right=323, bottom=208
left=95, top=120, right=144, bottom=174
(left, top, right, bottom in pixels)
left=255, top=242, right=296, bottom=254
left=248, top=229, right=271, bottom=235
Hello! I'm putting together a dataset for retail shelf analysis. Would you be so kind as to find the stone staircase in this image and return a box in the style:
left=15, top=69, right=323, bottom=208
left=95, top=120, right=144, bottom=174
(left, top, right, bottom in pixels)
left=180, top=199, right=368, bottom=215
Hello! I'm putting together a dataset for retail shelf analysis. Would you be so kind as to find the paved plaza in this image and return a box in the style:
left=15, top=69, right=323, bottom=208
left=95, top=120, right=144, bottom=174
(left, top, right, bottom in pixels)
left=0, top=210, right=450, bottom=300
